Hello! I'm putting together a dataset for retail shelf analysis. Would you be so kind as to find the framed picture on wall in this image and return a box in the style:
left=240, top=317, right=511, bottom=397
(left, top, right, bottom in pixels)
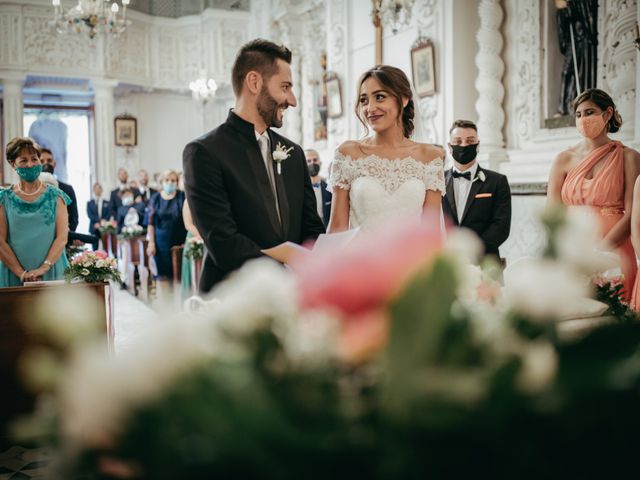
left=324, top=72, right=343, bottom=118
left=114, top=116, right=137, bottom=147
left=411, top=38, right=436, bottom=97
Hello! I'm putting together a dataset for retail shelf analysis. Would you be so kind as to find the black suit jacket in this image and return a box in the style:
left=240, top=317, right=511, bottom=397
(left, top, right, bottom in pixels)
left=137, top=186, right=157, bottom=204
left=442, top=165, right=511, bottom=258
left=183, top=110, right=325, bottom=293
left=87, top=198, right=110, bottom=235
left=58, top=181, right=78, bottom=232
left=315, top=180, right=333, bottom=228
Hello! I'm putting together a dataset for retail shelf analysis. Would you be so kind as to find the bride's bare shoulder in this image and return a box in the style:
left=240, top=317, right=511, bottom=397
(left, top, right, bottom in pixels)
left=336, top=140, right=364, bottom=157
left=411, top=142, right=445, bottom=164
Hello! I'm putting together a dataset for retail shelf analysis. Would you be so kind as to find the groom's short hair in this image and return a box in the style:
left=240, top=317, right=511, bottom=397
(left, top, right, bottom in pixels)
left=232, top=39, right=292, bottom=96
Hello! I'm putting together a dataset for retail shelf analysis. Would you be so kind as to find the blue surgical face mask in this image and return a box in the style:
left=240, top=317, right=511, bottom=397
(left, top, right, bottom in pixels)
left=163, top=183, right=177, bottom=195
left=16, top=164, right=43, bottom=183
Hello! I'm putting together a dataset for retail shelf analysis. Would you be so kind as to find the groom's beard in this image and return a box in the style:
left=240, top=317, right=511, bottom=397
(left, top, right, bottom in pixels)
left=257, top=86, right=287, bottom=128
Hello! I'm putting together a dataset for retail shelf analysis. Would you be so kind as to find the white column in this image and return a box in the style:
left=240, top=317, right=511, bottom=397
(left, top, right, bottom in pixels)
left=92, top=79, right=118, bottom=189
left=475, top=0, right=507, bottom=168
left=1, top=75, right=24, bottom=184
left=601, top=0, right=636, bottom=140
left=287, top=49, right=303, bottom=144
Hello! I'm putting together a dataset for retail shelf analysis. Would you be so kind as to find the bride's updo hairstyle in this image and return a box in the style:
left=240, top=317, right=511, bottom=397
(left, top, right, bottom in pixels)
left=572, top=88, right=623, bottom=133
left=355, top=65, right=415, bottom=138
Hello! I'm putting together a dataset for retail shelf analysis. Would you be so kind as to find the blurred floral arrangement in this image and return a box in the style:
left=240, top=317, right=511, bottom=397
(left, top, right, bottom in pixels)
left=63, top=250, right=121, bottom=284
left=65, top=243, right=88, bottom=260
left=118, top=224, right=145, bottom=240
left=15, top=207, right=640, bottom=478
left=98, top=219, right=117, bottom=235
left=184, top=235, right=205, bottom=261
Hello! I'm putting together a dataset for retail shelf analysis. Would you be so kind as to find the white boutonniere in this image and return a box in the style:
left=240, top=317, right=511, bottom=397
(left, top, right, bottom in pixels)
left=473, top=170, right=486, bottom=183
left=272, top=142, right=293, bottom=175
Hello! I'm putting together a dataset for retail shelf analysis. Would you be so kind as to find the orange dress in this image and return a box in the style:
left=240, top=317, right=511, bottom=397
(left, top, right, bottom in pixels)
left=560, top=141, right=637, bottom=302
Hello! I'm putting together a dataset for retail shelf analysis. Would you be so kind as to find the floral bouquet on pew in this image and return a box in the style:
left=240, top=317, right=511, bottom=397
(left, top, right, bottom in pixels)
left=64, top=250, right=121, bottom=284
left=184, top=235, right=204, bottom=260
left=118, top=224, right=145, bottom=240
left=97, top=219, right=117, bottom=235
left=15, top=209, right=640, bottom=479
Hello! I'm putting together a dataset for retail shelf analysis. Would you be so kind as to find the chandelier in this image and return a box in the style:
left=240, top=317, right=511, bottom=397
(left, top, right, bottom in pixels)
left=189, top=73, right=218, bottom=104
left=371, top=0, right=415, bottom=34
left=51, top=0, right=130, bottom=39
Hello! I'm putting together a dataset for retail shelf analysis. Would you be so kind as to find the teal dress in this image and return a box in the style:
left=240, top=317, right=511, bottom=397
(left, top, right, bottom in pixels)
left=181, top=231, right=194, bottom=299
left=0, top=185, right=71, bottom=287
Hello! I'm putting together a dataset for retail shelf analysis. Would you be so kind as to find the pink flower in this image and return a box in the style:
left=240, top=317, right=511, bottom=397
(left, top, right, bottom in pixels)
left=293, top=213, right=443, bottom=316
left=95, top=250, right=108, bottom=260
left=291, top=213, right=443, bottom=363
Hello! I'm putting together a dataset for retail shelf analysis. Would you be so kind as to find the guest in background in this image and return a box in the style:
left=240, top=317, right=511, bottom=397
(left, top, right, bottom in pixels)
left=181, top=201, right=203, bottom=299
left=87, top=182, right=110, bottom=237
left=0, top=137, right=70, bottom=286
left=115, top=187, right=146, bottom=233
left=548, top=88, right=640, bottom=301
left=442, top=120, right=511, bottom=264
left=40, top=147, right=78, bottom=232
left=137, top=169, right=157, bottom=203
left=109, top=167, right=140, bottom=218
left=146, top=170, right=187, bottom=282
left=305, top=149, right=332, bottom=227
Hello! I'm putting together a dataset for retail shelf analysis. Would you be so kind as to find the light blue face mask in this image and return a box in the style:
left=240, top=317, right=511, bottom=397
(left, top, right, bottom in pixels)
left=163, top=183, right=177, bottom=195
left=16, top=164, right=43, bottom=183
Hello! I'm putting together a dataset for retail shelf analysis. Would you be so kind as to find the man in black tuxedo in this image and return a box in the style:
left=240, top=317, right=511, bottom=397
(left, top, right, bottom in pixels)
left=136, top=169, right=157, bottom=204
left=40, top=148, right=78, bottom=232
left=305, top=149, right=332, bottom=227
left=87, top=182, right=110, bottom=236
left=442, top=120, right=512, bottom=262
left=183, top=39, right=325, bottom=293
left=109, top=167, right=140, bottom=218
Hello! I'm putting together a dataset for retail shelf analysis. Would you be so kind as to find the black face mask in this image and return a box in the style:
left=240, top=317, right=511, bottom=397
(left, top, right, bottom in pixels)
left=450, top=143, right=478, bottom=165
left=42, top=163, right=55, bottom=174
left=308, top=164, right=320, bottom=177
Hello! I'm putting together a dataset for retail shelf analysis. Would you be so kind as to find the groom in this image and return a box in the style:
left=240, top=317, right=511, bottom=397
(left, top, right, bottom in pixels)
left=183, top=39, right=325, bottom=293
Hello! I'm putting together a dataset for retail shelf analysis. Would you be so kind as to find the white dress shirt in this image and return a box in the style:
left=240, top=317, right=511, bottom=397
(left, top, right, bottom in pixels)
left=452, top=162, right=478, bottom=222
left=312, top=182, right=323, bottom=219
left=255, top=130, right=280, bottom=223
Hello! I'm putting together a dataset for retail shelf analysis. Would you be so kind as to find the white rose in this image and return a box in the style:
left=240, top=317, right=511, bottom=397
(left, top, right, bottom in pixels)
left=504, top=259, right=590, bottom=321
left=80, top=268, right=90, bottom=276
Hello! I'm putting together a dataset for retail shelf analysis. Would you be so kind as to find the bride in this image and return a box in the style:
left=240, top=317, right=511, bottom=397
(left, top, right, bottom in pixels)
left=327, top=65, right=445, bottom=233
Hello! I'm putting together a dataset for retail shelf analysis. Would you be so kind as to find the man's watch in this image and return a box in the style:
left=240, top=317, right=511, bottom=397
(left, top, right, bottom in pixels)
left=43, top=259, right=52, bottom=268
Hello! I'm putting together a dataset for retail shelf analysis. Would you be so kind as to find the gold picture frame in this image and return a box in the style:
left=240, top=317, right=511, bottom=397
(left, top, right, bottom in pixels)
left=114, top=116, right=137, bottom=147
left=411, top=38, right=436, bottom=97
left=324, top=72, right=343, bottom=119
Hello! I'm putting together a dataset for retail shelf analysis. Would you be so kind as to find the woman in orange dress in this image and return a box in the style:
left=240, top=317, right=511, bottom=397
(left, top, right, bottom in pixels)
left=548, top=88, right=640, bottom=302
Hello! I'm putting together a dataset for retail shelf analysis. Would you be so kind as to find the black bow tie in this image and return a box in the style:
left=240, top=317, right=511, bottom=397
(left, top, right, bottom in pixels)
left=452, top=170, right=472, bottom=180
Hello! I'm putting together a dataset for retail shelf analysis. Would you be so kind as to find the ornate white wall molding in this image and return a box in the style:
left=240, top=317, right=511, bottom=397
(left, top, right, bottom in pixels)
left=1, top=74, right=24, bottom=183
left=600, top=0, right=637, bottom=139
left=413, top=0, right=440, bottom=144
left=326, top=0, right=348, bottom=154
left=475, top=0, right=506, bottom=153
left=0, top=2, right=249, bottom=91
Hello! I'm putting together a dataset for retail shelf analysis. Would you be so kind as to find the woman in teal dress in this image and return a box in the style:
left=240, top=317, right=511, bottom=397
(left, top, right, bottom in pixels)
left=0, top=137, right=70, bottom=287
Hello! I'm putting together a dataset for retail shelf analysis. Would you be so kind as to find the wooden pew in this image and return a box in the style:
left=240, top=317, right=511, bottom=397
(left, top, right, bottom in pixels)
left=171, top=245, right=184, bottom=286
left=120, top=235, right=145, bottom=296
left=100, top=231, right=118, bottom=257
left=0, top=282, right=113, bottom=442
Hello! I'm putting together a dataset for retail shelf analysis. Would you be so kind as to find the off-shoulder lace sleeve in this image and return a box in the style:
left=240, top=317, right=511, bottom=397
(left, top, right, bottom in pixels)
left=327, top=150, right=359, bottom=191
left=423, top=157, right=445, bottom=195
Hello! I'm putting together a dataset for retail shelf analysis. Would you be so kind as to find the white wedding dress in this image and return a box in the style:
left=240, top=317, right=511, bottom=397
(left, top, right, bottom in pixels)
left=328, top=152, right=445, bottom=231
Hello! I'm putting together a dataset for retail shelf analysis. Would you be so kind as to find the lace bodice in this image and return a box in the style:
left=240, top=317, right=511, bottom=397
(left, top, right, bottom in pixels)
left=328, top=152, right=445, bottom=194
left=327, top=152, right=445, bottom=230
